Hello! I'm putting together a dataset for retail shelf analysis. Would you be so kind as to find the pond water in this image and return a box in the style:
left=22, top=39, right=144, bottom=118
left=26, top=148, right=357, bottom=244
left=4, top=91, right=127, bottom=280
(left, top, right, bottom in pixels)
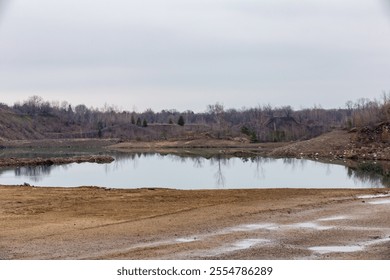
left=0, top=152, right=388, bottom=189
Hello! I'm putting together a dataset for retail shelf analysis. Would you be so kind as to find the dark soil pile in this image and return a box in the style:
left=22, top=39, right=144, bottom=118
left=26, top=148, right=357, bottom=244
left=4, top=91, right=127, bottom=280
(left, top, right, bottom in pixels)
left=0, top=155, right=114, bottom=167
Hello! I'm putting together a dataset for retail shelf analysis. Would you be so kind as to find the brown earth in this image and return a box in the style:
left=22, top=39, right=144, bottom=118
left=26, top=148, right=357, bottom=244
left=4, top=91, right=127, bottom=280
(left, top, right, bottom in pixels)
left=109, top=129, right=390, bottom=161
left=270, top=130, right=390, bottom=161
left=0, top=155, right=114, bottom=167
left=108, top=138, right=287, bottom=158
left=0, top=138, right=119, bottom=149
left=1, top=128, right=389, bottom=161
left=1, top=129, right=390, bottom=260
left=1, top=186, right=389, bottom=260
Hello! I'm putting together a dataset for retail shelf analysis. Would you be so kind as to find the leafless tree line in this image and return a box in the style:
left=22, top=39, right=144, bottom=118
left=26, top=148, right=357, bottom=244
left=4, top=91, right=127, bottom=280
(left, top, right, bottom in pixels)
left=1, top=93, right=389, bottom=141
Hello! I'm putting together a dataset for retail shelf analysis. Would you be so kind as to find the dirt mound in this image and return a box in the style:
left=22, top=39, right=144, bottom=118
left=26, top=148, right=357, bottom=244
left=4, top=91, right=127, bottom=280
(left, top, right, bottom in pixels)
left=269, top=130, right=352, bottom=159
left=354, top=122, right=390, bottom=144
left=269, top=128, right=390, bottom=161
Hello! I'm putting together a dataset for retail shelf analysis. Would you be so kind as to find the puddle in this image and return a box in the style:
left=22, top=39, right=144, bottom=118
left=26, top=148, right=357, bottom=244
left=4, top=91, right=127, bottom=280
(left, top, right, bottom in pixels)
left=171, top=224, right=277, bottom=243
left=175, top=237, right=199, bottom=243
left=357, top=193, right=390, bottom=199
left=317, top=216, right=348, bottom=221
left=232, top=239, right=269, bottom=250
left=209, top=238, right=270, bottom=256
left=186, top=238, right=270, bottom=258
left=309, top=237, right=390, bottom=255
left=309, top=245, right=363, bottom=254
left=228, top=221, right=334, bottom=233
left=228, top=223, right=279, bottom=232
left=290, top=222, right=333, bottom=230
left=364, top=237, right=390, bottom=247
left=368, top=199, right=390, bottom=205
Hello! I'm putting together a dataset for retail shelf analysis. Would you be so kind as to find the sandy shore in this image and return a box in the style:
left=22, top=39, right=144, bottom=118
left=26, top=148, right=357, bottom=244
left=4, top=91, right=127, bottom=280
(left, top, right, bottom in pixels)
left=1, top=185, right=389, bottom=260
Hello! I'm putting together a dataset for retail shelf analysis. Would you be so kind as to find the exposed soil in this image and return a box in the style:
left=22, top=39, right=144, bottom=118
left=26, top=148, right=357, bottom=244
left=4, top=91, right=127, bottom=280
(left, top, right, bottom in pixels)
left=0, top=155, right=114, bottom=167
left=1, top=186, right=389, bottom=260
left=1, top=129, right=390, bottom=260
left=109, top=139, right=287, bottom=158
left=1, top=128, right=389, bottom=161
left=0, top=138, right=119, bottom=149
left=109, top=129, right=390, bottom=161
left=270, top=130, right=390, bottom=161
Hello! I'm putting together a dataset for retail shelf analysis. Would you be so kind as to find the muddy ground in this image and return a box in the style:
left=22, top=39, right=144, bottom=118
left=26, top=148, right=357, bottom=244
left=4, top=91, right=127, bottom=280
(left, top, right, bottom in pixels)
left=1, top=130, right=390, bottom=260
left=1, top=186, right=389, bottom=260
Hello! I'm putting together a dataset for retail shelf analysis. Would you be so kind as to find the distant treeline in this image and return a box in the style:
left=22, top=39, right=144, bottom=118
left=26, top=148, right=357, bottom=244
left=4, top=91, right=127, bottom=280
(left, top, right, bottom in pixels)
left=1, top=93, right=390, bottom=142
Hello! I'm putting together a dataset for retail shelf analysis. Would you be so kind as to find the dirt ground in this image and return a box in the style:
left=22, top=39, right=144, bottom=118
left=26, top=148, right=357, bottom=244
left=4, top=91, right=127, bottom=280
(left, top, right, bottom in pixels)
left=1, top=186, right=389, bottom=260
left=1, top=129, right=389, bottom=161
left=109, top=130, right=390, bottom=161
left=0, top=155, right=114, bottom=167
left=1, top=130, right=390, bottom=260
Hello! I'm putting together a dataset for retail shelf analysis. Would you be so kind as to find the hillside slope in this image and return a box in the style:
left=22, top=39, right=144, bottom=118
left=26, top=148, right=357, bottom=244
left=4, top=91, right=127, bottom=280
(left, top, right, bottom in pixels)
left=0, top=107, right=210, bottom=142
left=0, top=108, right=46, bottom=140
left=270, top=127, right=390, bottom=161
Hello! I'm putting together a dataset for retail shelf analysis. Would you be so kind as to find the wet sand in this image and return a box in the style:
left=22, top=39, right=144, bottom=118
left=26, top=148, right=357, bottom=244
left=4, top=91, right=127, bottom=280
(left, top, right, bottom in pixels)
left=0, top=186, right=389, bottom=260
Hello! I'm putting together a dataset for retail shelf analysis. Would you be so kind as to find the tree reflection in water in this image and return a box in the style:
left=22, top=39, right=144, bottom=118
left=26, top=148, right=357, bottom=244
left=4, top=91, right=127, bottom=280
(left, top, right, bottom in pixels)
left=14, top=165, right=53, bottom=182
left=210, top=156, right=229, bottom=188
left=1, top=152, right=388, bottom=188
left=347, top=162, right=390, bottom=188
left=192, top=157, right=204, bottom=168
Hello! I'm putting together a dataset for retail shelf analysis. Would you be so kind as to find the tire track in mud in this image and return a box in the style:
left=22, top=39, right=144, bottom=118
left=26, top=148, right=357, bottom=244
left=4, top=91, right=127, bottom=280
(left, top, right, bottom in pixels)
left=2, top=187, right=389, bottom=259
left=90, top=194, right=390, bottom=260
left=78, top=203, right=223, bottom=231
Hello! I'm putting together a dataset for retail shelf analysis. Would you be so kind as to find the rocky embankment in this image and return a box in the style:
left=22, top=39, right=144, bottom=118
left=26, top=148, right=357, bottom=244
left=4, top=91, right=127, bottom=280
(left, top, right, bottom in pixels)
left=0, top=155, right=114, bottom=167
left=269, top=127, right=390, bottom=161
left=1, top=124, right=389, bottom=164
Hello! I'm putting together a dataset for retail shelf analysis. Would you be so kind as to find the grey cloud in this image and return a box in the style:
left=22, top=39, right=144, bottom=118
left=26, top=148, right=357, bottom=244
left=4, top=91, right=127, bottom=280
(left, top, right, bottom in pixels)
left=0, top=0, right=390, bottom=111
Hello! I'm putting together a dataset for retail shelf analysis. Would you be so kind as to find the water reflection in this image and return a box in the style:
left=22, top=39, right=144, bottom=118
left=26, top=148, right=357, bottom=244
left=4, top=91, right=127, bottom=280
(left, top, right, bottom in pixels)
left=14, top=165, right=52, bottom=182
left=347, top=162, right=390, bottom=188
left=210, top=156, right=228, bottom=187
left=0, top=152, right=388, bottom=189
left=192, top=157, right=204, bottom=168
left=0, top=164, right=73, bottom=183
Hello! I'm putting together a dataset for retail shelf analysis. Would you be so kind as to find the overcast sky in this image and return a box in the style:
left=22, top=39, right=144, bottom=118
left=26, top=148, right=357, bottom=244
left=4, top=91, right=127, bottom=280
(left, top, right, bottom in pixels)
left=1, top=0, right=390, bottom=112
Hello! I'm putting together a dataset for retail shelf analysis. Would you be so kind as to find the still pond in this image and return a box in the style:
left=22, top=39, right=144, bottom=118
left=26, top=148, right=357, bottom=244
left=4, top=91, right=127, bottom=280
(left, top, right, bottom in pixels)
left=0, top=152, right=388, bottom=189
